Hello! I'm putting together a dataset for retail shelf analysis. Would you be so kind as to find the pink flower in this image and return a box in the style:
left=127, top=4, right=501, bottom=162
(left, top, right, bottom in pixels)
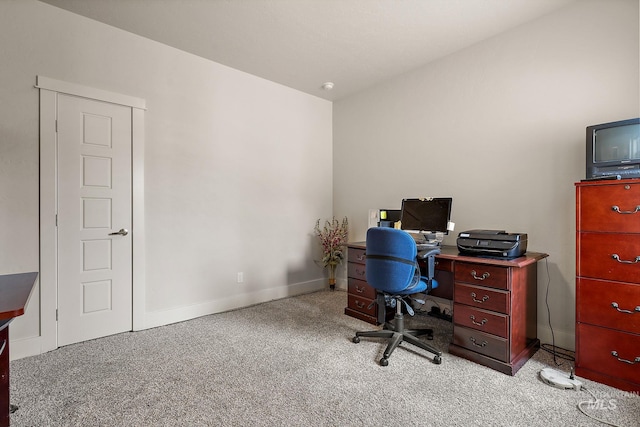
left=314, top=217, right=349, bottom=267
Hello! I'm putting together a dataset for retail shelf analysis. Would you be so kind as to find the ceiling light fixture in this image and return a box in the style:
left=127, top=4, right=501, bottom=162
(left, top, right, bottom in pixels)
left=322, top=82, right=334, bottom=90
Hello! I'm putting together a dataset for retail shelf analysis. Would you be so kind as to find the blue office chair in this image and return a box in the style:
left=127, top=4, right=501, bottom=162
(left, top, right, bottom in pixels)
left=352, top=227, right=443, bottom=366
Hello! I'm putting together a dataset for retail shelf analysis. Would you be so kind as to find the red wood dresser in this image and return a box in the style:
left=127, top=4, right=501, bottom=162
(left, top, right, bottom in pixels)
left=575, top=179, right=640, bottom=392
left=0, top=272, right=37, bottom=427
left=447, top=252, right=547, bottom=375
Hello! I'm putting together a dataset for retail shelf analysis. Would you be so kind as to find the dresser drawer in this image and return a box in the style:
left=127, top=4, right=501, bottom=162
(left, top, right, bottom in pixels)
left=454, top=283, right=510, bottom=314
left=455, top=262, right=509, bottom=290
left=576, top=278, right=640, bottom=334
left=453, top=326, right=508, bottom=362
left=348, top=278, right=376, bottom=300
left=348, top=247, right=367, bottom=265
left=577, top=233, right=640, bottom=283
left=576, top=323, right=640, bottom=386
left=577, top=182, right=640, bottom=233
left=347, top=262, right=367, bottom=281
left=347, top=294, right=377, bottom=317
left=453, top=303, right=508, bottom=338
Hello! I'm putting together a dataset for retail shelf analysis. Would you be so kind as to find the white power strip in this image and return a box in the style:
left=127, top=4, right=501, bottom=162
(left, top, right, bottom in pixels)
left=539, top=368, right=583, bottom=390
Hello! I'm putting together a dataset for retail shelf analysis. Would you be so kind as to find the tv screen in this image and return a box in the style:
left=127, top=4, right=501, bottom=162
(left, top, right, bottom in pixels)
left=593, top=123, right=640, bottom=163
left=400, top=198, right=452, bottom=234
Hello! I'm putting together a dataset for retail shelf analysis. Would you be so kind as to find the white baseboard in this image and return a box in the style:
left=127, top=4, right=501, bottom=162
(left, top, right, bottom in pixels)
left=10, top=280, right=328, bottom=360
left=141, top=279, right=327, bottom=330
left=335, top=277, right=347, bottom=291
left=10, top=335, right=47, bottom=361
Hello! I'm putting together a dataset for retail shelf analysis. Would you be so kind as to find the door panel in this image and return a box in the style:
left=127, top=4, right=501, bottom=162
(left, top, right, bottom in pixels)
left=57, top=94, right=132, bottom=346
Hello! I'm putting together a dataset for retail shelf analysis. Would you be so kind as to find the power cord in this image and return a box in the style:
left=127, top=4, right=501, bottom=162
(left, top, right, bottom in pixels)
left=540, top=258, right=622, bottom=427
left=542, top=257, right=573, bottom=366
left=539, top=343, right=574, bottom=363
left=577, top=386, right=622, bottom=427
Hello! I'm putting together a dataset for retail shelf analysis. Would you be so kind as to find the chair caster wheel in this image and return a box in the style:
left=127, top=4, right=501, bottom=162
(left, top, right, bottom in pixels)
left=379, top=358, right=389, bottom=367
left=427, top=334, right=434, bottom=340
left=433, top=355, right=442, bottom=365
left=352, top=336, right=360, bottom=344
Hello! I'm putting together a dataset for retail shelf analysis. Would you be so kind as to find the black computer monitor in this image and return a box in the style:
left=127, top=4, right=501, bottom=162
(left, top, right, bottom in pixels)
left=400, top=198, right=452, bottom=236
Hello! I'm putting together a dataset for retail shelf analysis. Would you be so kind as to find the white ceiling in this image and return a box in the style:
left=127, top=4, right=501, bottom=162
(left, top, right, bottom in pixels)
left=39, top=0, right=577, bottom=101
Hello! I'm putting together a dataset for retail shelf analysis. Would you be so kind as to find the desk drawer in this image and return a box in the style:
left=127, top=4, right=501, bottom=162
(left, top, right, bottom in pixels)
left=577, top=233, right=640, bottom=283
left=453, top=303, right=508, bottom=338
left=435, top=258, right=454, bottom=273
left=577, top=182, right=640, bottom=233
left=576, top=278, right=640, bottom=334
left=347, top=262, right=367, bottom=281
left=454, top=283, right=510, bottom=315
left=576, top=323, right=640, bottom=386
left=348, top=278, right=376, bottom=300
left=453, top=326, right=508, bottom=362
left=348, top=248, right=367, bottom=265
left=347, top=294, right=376, bottom=317
left=455, top=262, right=509, bottom=290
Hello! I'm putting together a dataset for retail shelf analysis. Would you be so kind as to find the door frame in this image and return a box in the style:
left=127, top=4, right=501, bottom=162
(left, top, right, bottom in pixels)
left=37, top=76, right=146, bottom=353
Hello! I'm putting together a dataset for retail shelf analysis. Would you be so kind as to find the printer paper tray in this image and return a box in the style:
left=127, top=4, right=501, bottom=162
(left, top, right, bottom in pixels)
left=457, top=243, right=526, bottom=258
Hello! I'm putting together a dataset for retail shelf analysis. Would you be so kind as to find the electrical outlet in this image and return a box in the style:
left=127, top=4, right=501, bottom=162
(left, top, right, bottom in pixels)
left=237, top=272, right=243, bottom=283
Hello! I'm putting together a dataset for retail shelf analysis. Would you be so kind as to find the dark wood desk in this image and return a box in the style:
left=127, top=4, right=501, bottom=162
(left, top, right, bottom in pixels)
left=346, top=243, right=548, bottom=375
left=1, top=272, right=37, bottom=427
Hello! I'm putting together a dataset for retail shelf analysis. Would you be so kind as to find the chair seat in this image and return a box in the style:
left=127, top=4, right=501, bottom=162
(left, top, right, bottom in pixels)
left=399, top=277, right=438, bottom=296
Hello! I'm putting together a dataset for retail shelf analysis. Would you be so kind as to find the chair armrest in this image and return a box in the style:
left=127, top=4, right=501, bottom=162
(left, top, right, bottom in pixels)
left=417, top=248, right=441, bottom=259
left=417, top=248, right=441, bottom=282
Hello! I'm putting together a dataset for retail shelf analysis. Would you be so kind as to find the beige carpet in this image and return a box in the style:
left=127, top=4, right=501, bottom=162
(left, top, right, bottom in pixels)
left=9, top=290, right=640, bottom=426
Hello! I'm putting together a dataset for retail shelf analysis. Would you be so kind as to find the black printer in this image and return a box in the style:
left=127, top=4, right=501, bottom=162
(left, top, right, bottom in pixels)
left=457, top=230, right=527, bottom=258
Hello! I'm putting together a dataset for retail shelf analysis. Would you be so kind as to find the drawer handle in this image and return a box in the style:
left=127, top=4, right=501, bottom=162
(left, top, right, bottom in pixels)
left=470, top=270, right=490, bottom=281
left=354, top=300, right=365, bottom=309
left=355, top=268, right=365, bottom=276
left=357, top=254, right=366, bottom=261
left=469, top=337, right=488, bottom=348
left=611, top=205, right=640, bottom=214
left=611, top=254, right=640, bottom=264
left=610, top=351, right=640, bottom=365
left=469, top=315, right=487, bottom=326
left=355, top=285, right=366, bottom=294
left=470, top=292, right=489, bottom=303
left=611, top=302, right=640, bottom=314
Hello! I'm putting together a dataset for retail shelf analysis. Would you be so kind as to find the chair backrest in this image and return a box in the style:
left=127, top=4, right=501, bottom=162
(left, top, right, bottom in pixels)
left=365, top=227, right=418, bottom=294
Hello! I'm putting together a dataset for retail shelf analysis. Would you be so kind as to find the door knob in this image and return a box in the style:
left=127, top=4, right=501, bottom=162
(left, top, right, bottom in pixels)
left=109, top=228, right=129, bottom=236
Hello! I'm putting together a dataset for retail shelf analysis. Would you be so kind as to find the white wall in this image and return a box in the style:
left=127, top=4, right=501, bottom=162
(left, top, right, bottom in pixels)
left=334, top=0, right=639, bottom=350
left=1, top=0, right=333, bottom=358
left=2, top=0, right=637, bottom=360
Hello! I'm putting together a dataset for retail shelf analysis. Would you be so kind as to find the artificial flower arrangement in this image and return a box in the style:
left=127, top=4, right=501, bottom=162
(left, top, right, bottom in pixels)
left=314, top=216, right=349, bottom=290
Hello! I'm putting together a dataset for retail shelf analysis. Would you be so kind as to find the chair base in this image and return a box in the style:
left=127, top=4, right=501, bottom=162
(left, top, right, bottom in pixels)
left=353, top=310, right=443, bottom=366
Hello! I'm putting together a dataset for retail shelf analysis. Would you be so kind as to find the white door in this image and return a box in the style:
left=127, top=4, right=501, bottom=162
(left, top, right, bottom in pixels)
left=56, top=94, right=133, bottom=346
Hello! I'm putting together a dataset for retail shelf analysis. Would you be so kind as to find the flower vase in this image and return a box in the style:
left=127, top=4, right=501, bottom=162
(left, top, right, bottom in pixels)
left=328, top=264, right=337, bottom=291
